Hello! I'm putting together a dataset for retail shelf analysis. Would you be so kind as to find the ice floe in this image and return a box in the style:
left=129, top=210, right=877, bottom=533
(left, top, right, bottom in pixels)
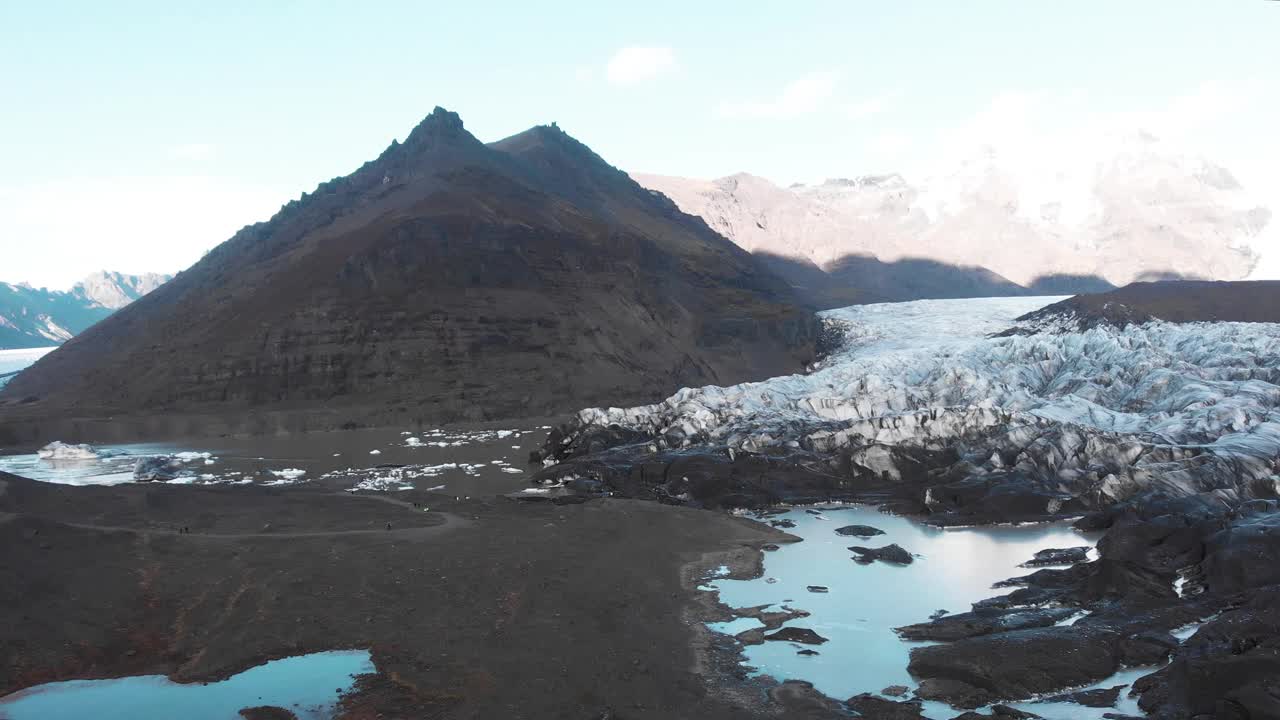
left=36, top=441, right=100, bottom=461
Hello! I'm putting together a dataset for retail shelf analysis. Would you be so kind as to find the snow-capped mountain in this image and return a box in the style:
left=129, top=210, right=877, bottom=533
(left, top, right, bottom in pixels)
left=0, top=271, right=171, bottom=349
left=70, top=270, right=169, bottom=310
left=636, top=135, right=1268, bottom=305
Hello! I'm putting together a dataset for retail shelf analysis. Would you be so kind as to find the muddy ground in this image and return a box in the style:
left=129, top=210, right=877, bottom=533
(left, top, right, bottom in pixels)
left=0, top=470, right=813, bottom=719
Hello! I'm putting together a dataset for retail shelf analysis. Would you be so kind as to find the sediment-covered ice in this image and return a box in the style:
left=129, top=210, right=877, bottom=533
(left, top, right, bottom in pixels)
left=559, top=296, right=1280, bottom=506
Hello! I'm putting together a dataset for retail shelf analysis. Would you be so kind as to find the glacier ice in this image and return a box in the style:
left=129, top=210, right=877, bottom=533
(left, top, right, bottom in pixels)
left=556, top=296, right=1280, bottom=508
left=36, top=441, right=100, bottom=461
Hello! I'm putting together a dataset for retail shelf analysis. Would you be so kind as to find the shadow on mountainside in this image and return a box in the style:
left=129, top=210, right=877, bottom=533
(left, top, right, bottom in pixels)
left=754, top=252, right=1119, bottom=309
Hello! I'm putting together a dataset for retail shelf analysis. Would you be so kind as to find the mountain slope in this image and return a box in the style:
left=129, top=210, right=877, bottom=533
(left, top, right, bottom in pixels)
left=0, top=109, right=816, bottom=439
left=635, top=140, right=1267, bottom=305
left=0, top=272, right=170, bottom=349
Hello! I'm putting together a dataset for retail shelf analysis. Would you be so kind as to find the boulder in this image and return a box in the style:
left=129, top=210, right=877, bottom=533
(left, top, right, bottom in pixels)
left=849, top=544, right=913, bottom=565
left=835, top=524, right=885, bottom=538
left=763, top=627, right=829, bottom=645
left=1021, top=546, right=1091, bottom=567
left=845, top=693, right=927, bottom=719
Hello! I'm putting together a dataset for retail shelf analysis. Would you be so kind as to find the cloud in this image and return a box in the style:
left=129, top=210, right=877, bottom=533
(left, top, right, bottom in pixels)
left=719, top=71, right=840, bottom=119
left=0, top=175, right=289, bottom=289
left=845, top=94, right=893, bottom=120
left=866, top=131, right=910, bottom=155
left=605, top=46, right=677, bottom=86
left=168, top=143, right=217, bottom=161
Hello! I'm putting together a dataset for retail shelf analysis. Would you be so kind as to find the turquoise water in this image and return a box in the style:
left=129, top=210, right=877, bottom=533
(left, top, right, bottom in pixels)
left=706, top=506, right=1162, bottom=718
left=0, top=650, right=373, bottom=720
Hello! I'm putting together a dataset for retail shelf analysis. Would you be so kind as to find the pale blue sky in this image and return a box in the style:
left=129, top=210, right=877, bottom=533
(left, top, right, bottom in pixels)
left=2, top=0, right=1278, bottom=287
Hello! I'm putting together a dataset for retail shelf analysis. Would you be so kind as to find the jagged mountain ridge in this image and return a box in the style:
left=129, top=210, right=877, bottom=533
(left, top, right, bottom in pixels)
left=0, top=272, right=171, bottom=349
left=635, top=138, right=1267, bottom=306
left=0, top=108, right=816, bottom=440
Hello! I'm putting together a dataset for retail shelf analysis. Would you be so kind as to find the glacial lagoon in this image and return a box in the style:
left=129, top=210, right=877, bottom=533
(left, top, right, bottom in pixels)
left=705, top=505, right=1167, bottom=718
left=0, top=650, right=374, bottom=720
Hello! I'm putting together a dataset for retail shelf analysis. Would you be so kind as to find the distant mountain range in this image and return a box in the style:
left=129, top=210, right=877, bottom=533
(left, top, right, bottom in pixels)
left=637, top=136, right=1269, bottom=306
left=0, top=271, right=170, bottom=349
left=0, top=108, right=815, bottom=440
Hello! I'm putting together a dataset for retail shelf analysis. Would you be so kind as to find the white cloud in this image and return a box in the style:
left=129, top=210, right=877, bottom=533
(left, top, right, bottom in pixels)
left=605, top=46, right=677, bottom=86
left=719, top=71, right=840, bottom=119
left=866, top=131, right=910, bottom=155
left=0, top=175, right=289, bottom=289
left=845, top=94, right=893, bottom=120
left=168, top=143, right=217, bottom=161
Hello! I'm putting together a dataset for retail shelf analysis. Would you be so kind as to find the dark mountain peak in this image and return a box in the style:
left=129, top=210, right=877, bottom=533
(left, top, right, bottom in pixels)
left=490, top=122, right=611, bottom=170
left=488, top=123, right=642, bottom=211
left=402, top=106, right=471, bottom=147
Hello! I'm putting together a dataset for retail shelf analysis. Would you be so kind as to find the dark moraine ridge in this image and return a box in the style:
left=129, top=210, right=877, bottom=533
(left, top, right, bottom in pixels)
left=1014, top=279, right=1280, bottom=330
left=0, top=108, right=816, bottom=444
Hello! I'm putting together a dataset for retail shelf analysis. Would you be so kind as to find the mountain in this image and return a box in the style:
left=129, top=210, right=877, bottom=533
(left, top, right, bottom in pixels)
left=70, top=270, right=169, bottom=310
left=636, top=137, right=1267, bottom=307
left=0, top=108, right=816, bottom=440
left=0, top=272, right=171, bottom=349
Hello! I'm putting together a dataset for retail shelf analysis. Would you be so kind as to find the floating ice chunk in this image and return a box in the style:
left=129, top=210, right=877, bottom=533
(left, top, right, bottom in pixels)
left=405, top=437, right=422, bottom=446
left=369, top=450, right=382, bottom=455
left=501, top=468, right=523, bottom=474
left=173, top=451, right=212, bottom=462
left=36, top=441, right=99, bottom=461
left=270, top=468, right=306, bottom=480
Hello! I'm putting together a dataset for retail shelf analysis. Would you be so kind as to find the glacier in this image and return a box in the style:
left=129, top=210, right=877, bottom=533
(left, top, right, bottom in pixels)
left=552, top=296, right=1280, bottom=511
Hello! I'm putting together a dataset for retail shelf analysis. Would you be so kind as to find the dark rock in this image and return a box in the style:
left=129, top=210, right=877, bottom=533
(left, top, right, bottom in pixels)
left=772, top=519, right=798, bottom=529
left=733, top=604, right=811, bottom=630
left=1041, top=684, right=1125, bottom=708
left=930, top=609, right=950, bottom=620
left=845, top=693, right=927, bottom=719
left=736, top=629, right=765, bottom=646
left=239, top=707, right=299, bottom=720
left=1132, top=585, right=1280, bottom=719
left=835, top=524, right=885, bottom=538
left=768, top=680, right=848, bottom=718
left=848, top=543, right=913, bottom=565
left=763, top=627, right=829, bottom=645
left=1117, top=630, right=1179, bottom=666
left=908, top=626, right=1121, bottom=708
left=762, top=543, right=781, bottom=552
left=807, top=586, right=830, bottom=593
left=797, top=649, right=820, bottom=656
left=881, top=685, right=910, bottom=697
left=1022, top=546, right=1091, bottom=567
left=913, top=679, right=994, bottom=710
left=896, top=607, right=1079, bottom=642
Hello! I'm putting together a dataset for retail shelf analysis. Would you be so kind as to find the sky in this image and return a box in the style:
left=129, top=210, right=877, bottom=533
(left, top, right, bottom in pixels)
left=2, top=0, right=1278, bottom=288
